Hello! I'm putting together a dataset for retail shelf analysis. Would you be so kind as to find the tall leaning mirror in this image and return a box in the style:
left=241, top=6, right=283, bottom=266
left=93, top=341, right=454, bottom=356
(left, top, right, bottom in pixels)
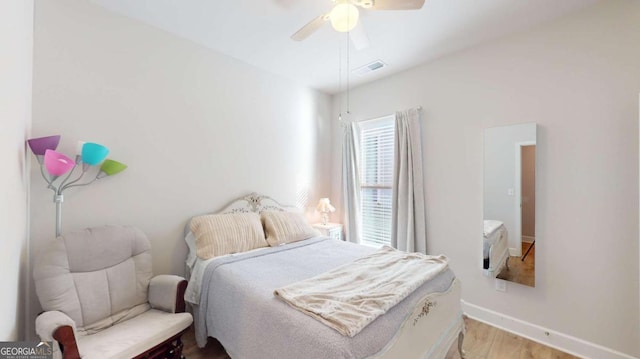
left=483, top=123, right=536, bottom=287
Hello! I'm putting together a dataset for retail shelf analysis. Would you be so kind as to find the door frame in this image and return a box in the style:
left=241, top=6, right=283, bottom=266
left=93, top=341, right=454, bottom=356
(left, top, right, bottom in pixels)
left=513, top=141, right=536, bottom=257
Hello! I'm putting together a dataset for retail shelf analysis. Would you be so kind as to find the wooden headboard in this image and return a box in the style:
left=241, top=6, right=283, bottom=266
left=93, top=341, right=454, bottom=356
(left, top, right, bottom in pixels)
left=184, top=192, right=298, bottom=236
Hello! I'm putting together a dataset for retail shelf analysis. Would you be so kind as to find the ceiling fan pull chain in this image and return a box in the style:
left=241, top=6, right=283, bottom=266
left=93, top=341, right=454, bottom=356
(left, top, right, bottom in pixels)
left=346, top=30, right=350, bottom=116
left=338, top=34, right=343, bottom=122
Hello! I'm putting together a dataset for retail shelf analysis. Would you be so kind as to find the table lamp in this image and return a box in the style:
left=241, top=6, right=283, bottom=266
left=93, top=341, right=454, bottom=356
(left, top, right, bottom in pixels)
left=316, top=198, right=336, bottom=226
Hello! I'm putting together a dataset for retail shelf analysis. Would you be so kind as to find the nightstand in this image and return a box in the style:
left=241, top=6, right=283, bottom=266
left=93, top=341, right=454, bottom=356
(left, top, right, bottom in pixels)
left=313, top=223, right=343, bottom=241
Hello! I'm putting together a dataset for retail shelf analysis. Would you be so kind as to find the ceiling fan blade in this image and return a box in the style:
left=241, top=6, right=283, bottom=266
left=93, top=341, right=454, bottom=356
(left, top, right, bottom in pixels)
left=349, top=22, right=370, bottom=50
left=368, top=0, right=425, bottom=10
left=291, top=14, right=329, bottom=41
left=272, top=0, right=296, bottom=9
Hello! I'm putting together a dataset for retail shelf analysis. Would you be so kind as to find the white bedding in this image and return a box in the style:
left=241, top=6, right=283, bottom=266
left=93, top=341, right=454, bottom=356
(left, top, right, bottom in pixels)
left=185, top=232, right=197, bottom=274
left=483, top=220, right=509, bottom=277
left=274, top=246, right=449, bottom=337
left=184, top=231, right=268, bottom=305
left=193, top=236, right=458, bottom=359
left=483, top=219, right=504, bottom=238
left=483, top=220, right=505, bottom=257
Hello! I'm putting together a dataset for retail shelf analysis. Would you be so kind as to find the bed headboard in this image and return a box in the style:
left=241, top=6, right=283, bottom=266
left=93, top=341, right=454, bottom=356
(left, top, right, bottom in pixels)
left=184, top=192, right=299, bottom=236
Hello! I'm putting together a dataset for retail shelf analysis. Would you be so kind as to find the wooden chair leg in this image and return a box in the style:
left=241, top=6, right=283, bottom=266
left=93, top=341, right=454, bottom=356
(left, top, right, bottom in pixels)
left=168, top=337, right=184, bottom=359
left=458, top=331, right=466, bottom=359
left=133, top=329, right=187, bottom=359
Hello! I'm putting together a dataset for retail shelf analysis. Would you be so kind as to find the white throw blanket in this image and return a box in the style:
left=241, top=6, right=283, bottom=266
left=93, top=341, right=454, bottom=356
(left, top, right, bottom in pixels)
left=483, top=220, right=504, bottom=237
left=274, top=246, right=449, bottom=337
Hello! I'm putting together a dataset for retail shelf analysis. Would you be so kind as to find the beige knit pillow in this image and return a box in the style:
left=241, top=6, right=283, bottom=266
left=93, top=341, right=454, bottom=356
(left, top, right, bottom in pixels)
left=190, top=213, right=267, bottom=259
left=261, top=211, right=320, bottom=247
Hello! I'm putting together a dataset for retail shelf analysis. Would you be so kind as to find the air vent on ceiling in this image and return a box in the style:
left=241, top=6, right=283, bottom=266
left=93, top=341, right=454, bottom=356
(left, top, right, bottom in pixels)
left=352, top=60, right=387, bottom=76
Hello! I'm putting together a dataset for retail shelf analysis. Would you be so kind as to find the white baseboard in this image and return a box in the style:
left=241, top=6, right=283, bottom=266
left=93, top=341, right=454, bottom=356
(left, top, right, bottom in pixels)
left=522, top=236, right=534, bottom=243
left=508, top=247, right=521, bottom=256
left=461, top=301, right=636, bottom=359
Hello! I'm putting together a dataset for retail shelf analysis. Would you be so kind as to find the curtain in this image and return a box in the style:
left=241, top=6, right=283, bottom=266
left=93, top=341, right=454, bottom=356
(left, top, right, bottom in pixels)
left=391, top=108, right=427, bottom=253
left=342, top=122, right=361, bottom=243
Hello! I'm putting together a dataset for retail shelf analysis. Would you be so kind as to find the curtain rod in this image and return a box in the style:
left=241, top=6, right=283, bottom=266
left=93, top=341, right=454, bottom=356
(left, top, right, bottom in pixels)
left=353, top=106, right=422, bottom=124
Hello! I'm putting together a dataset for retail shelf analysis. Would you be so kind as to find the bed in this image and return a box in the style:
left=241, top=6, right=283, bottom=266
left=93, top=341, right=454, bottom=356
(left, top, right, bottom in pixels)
left=184, top=193, right=465, bottom=359
left=483, top=219, right=509, bottom=278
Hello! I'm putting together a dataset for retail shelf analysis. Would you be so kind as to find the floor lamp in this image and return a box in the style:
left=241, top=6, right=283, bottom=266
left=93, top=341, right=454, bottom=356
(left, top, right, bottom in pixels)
left=27, top=135, right=127, bottom=237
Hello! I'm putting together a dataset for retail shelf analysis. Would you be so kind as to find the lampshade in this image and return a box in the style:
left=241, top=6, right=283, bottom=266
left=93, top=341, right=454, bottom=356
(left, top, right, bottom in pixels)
left=75, top=141, right=86, bottom=155
left=330, top=3, right=359, bottom=32
left=27, top=135, right=61, bottom=164
left=316, top=198, right=336, bottom=213
left=81, top=142, right=109, bottom=165
left=98, top=159, right=127, bottom=178
left=44, top=149, right=75, bottom=177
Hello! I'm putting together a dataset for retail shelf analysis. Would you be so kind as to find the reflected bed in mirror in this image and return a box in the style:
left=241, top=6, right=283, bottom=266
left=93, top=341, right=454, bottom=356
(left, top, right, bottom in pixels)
left=483, top=123, right=536, bottom=287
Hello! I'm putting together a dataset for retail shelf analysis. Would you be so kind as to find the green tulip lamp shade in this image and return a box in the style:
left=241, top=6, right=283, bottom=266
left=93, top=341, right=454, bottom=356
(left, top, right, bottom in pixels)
left=26, top=135, right=127, bottom=237
left=98, top=159, right=128, bottom=179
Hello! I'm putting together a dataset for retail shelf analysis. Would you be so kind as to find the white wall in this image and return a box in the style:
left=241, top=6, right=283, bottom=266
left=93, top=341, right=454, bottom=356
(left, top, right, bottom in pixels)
left=0, top=0, right=33, bottom=341
left=30, top=0, right=331, bottom=337
left=331, top=0, right=639, bottom=356
left=484, top=124, right=536, bottom=252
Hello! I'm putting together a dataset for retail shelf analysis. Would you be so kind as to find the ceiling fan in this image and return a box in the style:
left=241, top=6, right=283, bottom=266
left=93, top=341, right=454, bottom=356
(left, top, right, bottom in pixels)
left=291, top=0, right=426, bottom=49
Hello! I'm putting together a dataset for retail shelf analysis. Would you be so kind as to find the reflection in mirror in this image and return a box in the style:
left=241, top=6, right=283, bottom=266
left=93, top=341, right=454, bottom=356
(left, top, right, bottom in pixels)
left=483, top=123, right=536, bottom=287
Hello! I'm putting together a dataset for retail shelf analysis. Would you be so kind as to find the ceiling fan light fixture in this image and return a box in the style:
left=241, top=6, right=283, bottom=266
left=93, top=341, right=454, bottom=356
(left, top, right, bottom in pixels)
left=330, top=3, right=359, bottom=32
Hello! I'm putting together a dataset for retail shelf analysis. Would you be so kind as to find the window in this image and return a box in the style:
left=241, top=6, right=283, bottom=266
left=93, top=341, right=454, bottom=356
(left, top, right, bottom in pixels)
left=359, top=116, right=395, bottom=246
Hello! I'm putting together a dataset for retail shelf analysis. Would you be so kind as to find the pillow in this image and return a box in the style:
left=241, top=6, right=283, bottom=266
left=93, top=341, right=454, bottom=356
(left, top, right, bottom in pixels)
left=190, top=213, right=267, bottom=259
left=261, top=211, right=321, bottom=247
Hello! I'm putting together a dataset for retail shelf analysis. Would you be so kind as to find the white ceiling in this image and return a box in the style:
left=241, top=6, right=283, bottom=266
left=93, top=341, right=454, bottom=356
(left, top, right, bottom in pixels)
left=89, top=0, right=598, bottom=94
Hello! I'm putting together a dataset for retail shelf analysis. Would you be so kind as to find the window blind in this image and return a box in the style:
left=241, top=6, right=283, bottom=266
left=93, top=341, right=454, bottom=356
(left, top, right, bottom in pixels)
left=359, top=116, right=395, bottom=246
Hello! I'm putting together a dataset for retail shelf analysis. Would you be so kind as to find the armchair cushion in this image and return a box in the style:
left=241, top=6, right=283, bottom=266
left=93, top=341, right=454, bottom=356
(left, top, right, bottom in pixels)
left=34, top=225, right=152, bottom=332
left=149, top=275, right=187, bottom=313
left=77, top=309, right=192, bottom=359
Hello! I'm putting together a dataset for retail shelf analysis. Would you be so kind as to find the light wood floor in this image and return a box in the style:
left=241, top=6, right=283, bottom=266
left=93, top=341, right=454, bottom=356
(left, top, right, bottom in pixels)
left=497, top=241, right=535, bottom=287
left=182, top=317, right=579, bottom=359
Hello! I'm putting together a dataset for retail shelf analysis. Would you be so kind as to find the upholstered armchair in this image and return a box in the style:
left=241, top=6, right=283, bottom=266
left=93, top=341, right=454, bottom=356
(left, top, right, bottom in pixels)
left=33, top=225, right=193, bottom=359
